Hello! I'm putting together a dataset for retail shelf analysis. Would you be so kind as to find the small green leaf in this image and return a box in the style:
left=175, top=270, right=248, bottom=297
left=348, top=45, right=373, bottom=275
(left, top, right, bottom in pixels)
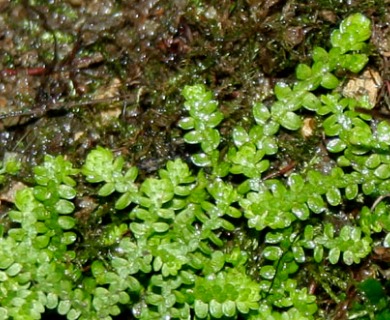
left=210, top=300, right=223, bottom=318
left=307, top=194, right=325, bottom=214
left=345, top=184, right=358, bottom=200
left=232, top=126, right=249, bottom=147
left=302, top=92, right=321, bottom=111
left=384, top=233, right=390, bottom=248
left=312, top=46, right=328, bottom=62
left=279, top=112, right=302, bottom=131
left=328, top=247, right=340, bottom=264
left=115, top=192, right=135, bottom=210
left=178, top=117, right=195, bottom=130
left=260, top=265, right=275, bottom=280
left=292, top=203, right=309, bottom=220
left=374, top=164, right=390, bottom=179
left=314, top=245, right=324, bottom=263
left=58, top=216, right=76, bottom=230
left=191, top=153, right=211, bottom=167
left=57, top=300, right=71, bottom=315
left=263, top=120, right=280, bottom=135
left=274, top=82, right=291, bottom=101
left=377, top=121, right=390, bottom=145
left=67, top=309, right=81, bottom=320
left=195, top=300, right=208, bottom=319
left=324, top=223, right=335, bottom=238
left=54, top=199, right=75, bottom=214
left=296, top=64, right=312, bottom=80
left=321, top=72, right=339, bottom=89
left=201, top=128, right=220, bottom=153
left=206, top=111, right=224, bottom=128
left=263, top=246, right=283, bottom=261
left=292, top=245, right=305, bottom=263
left=326, top=138, right=347, bottom=153
left=365, top=154, right=381, bottom=169
left=46, top=293, right=58, bottom=309
left=152, top=222, right=170, bottom=233
left=343, top=250, right=354, bottom=265
left=130, top=222, right=150, bottom=236
left=98, top=182, right=116, bottom=197
left=141, top=178, right=174, bottom=205
left=253, top=103, right=270, bottom=125
left=57, top=185, right=77, bottom=199
left=342, top=54, right=369, bottom=73
left=184, top=130, right=202, bottom=144
left=61, top=232, right=77, bottom=245
left=222, top=300, right=236, bottom=317
left=6, top=263, right=22, bottom=276
left=34, top=235, right=50, bottom=248
left=326, top=187, right=342, bottom=206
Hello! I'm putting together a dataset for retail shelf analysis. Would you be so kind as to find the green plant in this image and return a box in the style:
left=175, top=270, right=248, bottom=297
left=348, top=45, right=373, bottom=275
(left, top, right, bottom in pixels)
left=0, top=153, right=20, bottom=184
left=0, top=13, right=388, bottom=320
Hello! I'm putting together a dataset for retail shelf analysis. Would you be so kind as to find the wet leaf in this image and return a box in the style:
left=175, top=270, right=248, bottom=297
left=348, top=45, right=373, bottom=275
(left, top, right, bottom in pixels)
left=98, top=182, right=115, bottom=197
left=377, top=121, right=390, bottom=145
left=54, top=199, right=75, bottom=214
left=46, top=293, right=58, bottom=309
left=232, top=126, right=249, bottom=147
left=365, top=154, right=381, bottom=169
left=302, top=92, right=321, bottom=111
left=184, top=130, right=202, bottom=144
left=384, top=233, right=390, bottom=248
left=292, top=245, right=305, bottom=263
left=328, top=247, right=340, bottom=264
left=57, top=185, right=76, bottom=200
left=321, top=72, right=339, bottom=89
left=152, top=222, right=170, bottom=233
left=58, top=216, right=76, bottom=230
left=323, top=114, right=341, bottom=136
left=210, top=300, right=223, bottom=318
left=342, top=54, right=369, bottom=73
left=191, top=153, right=211, bottom=167
left=374, top=164, right=390, bottom=179
left=58, top=300, right=71, bottom=315
left=326, top=187, right=342, bottom=206
left=279, top=111, right=302, bottom=131
left=141, top=178, right=174, bottom=205
left=327, top=138, right=347, bottom=153
left=263, top=246, right=283, bottom=261
left=307, top=193, right=325, bottom=214
left=222, top=300, right=236, bottom=317
left=253, top=103, right=270, bottom=125
left=345, top=183, right=358, bottom=200
left=296, top=64, right=312, bottom=80
left=195, top=300, right=208, bottom=319
left=274, top=83, right=291, bottom=101
left=292, top=203, right=309, bottom=220
left=312, top=46, right=328, bottom=62
left=260, top=265, right=275, bottom=280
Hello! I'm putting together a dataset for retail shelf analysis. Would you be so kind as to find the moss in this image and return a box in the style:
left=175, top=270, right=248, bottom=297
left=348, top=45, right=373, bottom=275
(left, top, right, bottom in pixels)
left=1, top=14, right=390, bottom=320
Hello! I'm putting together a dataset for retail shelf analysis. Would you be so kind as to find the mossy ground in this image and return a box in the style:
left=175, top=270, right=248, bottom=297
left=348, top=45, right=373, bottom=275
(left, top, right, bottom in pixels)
left=0, top=1, right=390, bottom=319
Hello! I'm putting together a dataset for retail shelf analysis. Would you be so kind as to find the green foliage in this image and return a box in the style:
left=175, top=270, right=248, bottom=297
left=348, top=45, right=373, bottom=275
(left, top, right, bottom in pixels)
left=0, top=13, right=386, bottom=320
left=349, top=278, right=390, bottom=319
left=0, top=152, right=20, bottom=184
